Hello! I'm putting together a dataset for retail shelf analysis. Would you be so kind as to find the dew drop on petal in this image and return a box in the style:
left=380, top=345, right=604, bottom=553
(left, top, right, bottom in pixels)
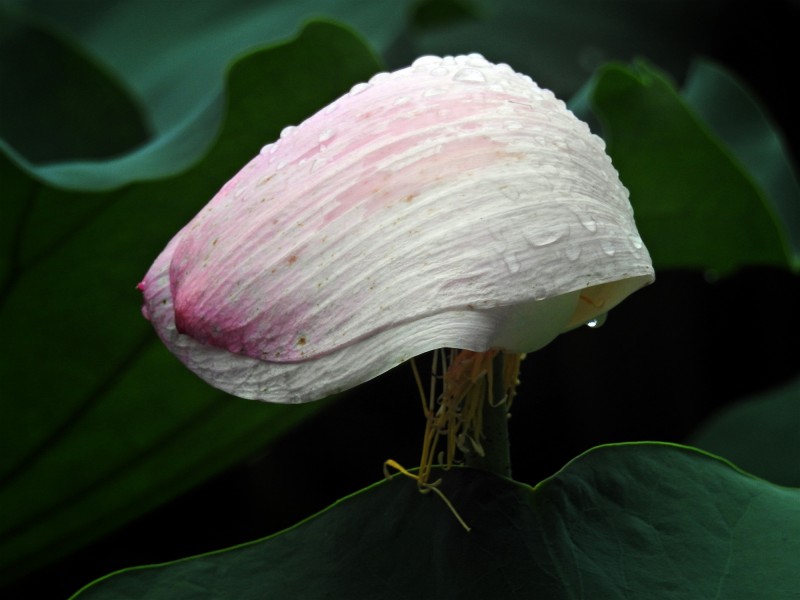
left=532, top=285, right=549, bottom=300
left=504, top=253, right=521, bottom=274
left=505, top=121, right=524, bottom=131
left=350, top=82, right=371, bottom=95
left=500, top=186, right=521, bottom=201
left=430, top=66, right=450, bottom=77
left=423, top=87, right=446, bottom=98
left=393, top=96, right=410, bottom=105
left=564, top=244, right=582, bottom=262
left=280, top=125, right=296, bottom=139
left=601, top=240, right=616, bottom=256
left=526, top=227, right=566, bottom=247
left=369, top=72, right=391, bottom=85
left=413, top=55, right=441, bottom=68
left=578, top=213, right=598, bottom=233
left=466, top=53, right=490, bottom=67
left=318, top=129, right=334, bottom=143
left=453, top=67, right=487, bottom=83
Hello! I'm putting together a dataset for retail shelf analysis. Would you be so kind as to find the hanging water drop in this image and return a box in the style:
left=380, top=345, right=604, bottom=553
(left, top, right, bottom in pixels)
left=279, top=125, right=296, bottom=139
left=318, top=129, right=334, bottom=143
left=587, top=313, right=607, bottom=328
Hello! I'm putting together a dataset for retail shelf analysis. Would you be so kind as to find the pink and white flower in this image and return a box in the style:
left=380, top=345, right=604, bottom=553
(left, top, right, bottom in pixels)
left=138, top=54, right=654, bottom=403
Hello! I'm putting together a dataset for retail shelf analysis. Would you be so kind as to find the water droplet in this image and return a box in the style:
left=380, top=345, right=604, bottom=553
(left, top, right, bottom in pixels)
left=318, top=129, right=333, bottom=143
left=276, top=160, right=287, bottom=171
left=413, top=56, right=441, bottom=68
left=322, top=102, right=338, bottom=115
left=592, top=134, right=607, bottom=151
left=280, top=125, right=296, bottom=139
left=423, top=87, right=446, bottom=98
left=527, top=228, right=566, bottom=247
left=578, top=214, right=597, bottom=233
left=453, top=67, right=486, bottom=83
left=259, top=143, right=273, bottom=156
left=500, top=186, right=520, bottom=200
left=586, top=313, right=607, bottom=328
left=601, top=240, right=616, bottom=256
left=540, top=164, right=559, bottom=177
left=393, top=96, right=410, bottom=105
left=567, top=138, right=586, bottom=153
left=505, top=121, right=523, bottom=131
left=350, top=82, right=371, bottom=95
left=532, top=285, right=549, bottom=300
left=504, top=253, right=520, bottom=274
left=430, top=66, right=450, bottom=77
left=466, top=53, right=489, bottom=67
left=369, top=72, right=390, bottom=85
left=565, top=245, right=582, bottom=262
left=495, top=63, right=514, bottom=74
left=629, top=234, right=644, bottom=250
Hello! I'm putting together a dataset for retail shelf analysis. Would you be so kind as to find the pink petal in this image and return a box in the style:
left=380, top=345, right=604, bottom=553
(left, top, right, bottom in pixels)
left=139, top=54, right=654, bottom=403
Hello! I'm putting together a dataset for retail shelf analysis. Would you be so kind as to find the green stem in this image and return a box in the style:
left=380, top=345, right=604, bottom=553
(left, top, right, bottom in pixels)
left=464, top=354, right=512, bottom=477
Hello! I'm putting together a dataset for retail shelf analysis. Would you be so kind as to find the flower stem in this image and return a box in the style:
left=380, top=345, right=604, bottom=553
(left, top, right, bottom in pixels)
left=464, top=353, right=512, bottom=478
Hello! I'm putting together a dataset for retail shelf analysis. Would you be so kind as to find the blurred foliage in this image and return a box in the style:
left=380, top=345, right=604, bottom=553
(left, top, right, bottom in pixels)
left=0, top=18, right=378, bottom=584
left=590, top=60, right=799, bottom=274
left=690, top=375, right=800, bottom=488
left=0, top=0, right=798, bottom=596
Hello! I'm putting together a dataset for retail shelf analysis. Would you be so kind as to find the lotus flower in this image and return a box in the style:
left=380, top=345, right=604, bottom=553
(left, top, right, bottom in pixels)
left=138, top=54, right=654, bottom=406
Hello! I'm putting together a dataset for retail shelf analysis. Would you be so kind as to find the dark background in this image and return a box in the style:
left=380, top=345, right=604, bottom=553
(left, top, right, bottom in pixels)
left=3, top=0, right=799, bottom=598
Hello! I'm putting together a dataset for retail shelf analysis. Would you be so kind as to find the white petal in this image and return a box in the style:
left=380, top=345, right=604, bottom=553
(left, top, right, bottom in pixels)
left=140, top=54, right=654, bottom=402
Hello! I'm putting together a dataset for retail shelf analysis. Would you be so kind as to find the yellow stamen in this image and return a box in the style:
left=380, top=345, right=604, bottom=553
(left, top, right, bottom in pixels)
left=386, top=349, right=524, bottom=531
left=383, top=459, right=471, bottom=532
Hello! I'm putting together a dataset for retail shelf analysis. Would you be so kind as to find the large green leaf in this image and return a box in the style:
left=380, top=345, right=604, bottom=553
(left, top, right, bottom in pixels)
left=590, top=61, right=797, bottom=274
left=7, top=0, right=411, bottom=190
left=70, top=443, right=800, bottom=599
left=689, top=375, right=800, bottom=488
left=0, top=7, right=148, bottom=163
left=682, top=60, right=800, bottom=270
left=0, top=20, right=381, bottom=584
